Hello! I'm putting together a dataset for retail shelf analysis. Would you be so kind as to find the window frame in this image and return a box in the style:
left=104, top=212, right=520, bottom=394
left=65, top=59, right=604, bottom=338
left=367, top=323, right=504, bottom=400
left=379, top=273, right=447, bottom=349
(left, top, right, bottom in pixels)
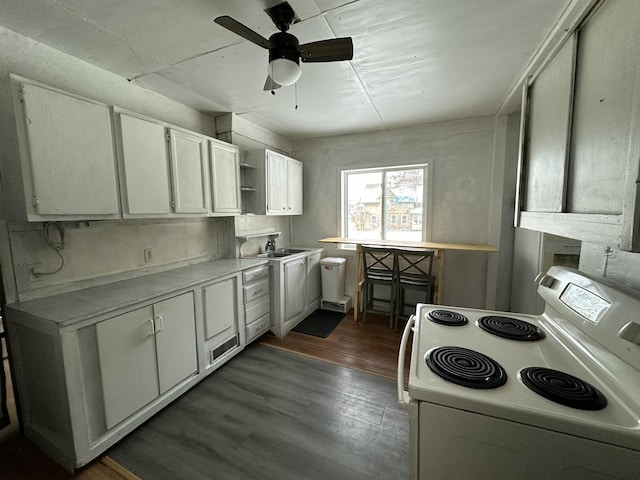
left=340, top=163, right=431, bottom=245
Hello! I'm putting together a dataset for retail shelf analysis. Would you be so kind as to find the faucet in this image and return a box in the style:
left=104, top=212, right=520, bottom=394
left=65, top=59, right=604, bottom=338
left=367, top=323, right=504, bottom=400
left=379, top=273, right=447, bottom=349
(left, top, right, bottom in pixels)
left=265, top=235, right=277, bottom=253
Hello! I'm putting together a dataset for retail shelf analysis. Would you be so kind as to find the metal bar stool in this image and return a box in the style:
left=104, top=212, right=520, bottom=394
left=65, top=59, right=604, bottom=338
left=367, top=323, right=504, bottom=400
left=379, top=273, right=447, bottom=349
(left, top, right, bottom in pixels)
left=360, top=246, right=397, bottom=328
left=394, top=248, right=435, bottom=329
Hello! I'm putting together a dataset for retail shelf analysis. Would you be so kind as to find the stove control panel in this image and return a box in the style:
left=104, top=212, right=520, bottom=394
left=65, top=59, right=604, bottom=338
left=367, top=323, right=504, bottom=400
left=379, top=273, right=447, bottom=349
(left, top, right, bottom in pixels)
left=560, top=283, right=610, bottom=324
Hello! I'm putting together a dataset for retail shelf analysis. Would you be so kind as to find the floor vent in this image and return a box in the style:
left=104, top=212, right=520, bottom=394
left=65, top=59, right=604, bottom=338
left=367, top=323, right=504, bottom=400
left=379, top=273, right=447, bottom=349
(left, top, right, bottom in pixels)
left=210, top=334, right=239, bottom=363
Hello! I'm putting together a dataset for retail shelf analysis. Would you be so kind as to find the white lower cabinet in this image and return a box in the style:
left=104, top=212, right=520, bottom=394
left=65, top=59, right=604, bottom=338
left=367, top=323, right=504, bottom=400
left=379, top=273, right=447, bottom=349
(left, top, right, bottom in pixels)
left=271, top=249, right=323, bottom=338
left=284, top=257, right=306, bottom=322
left=306, top=250, right=322, bottom=307
left=201, top=273, right=244, bottom=369
left=242, top=264, right=271, bottom=343
left=4, top=260, right=267, bottom=471
left=96, top=292, right=197, bottom=429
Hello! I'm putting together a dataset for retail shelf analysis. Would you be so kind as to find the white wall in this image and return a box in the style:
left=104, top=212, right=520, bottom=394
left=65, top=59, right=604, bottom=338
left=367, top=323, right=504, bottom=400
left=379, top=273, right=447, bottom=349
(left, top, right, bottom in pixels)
left=291, top=116, right=502, bottom=308
left=0, top=26, right=233, bottom=303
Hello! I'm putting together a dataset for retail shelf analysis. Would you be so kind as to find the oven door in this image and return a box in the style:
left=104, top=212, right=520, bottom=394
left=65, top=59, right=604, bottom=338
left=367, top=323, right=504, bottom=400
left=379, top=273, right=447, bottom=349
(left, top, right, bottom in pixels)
left=417, top=402, right=640, bottom=479
left=398, top=314, right=419, bottom=479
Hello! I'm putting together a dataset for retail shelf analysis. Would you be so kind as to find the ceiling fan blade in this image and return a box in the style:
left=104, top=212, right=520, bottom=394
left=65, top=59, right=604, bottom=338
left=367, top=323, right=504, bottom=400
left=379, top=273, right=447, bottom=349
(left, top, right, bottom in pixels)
left=299, top=37, right=353, bottom=63
left=263, top=75, right=282, bottom=91
left=214, top=15, right=273, bottom=49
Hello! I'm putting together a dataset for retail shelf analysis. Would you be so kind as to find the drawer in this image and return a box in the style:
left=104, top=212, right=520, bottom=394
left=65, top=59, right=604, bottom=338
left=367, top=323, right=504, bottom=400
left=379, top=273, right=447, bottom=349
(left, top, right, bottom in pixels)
left=243, top=278, right=269, bottom=303
left=245, top=298, right=270, bottom=324
left=243, top=265, right=269, bottom=284
left=246, top=314, right=270, bottom=343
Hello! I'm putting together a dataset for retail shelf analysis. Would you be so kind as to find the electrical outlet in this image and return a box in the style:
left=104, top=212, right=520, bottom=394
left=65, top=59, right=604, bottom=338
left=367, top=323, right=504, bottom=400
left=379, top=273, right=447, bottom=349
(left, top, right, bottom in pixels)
left=28, top=263, right=42, bottom=279
left=144, top=248, right=153, bottom=263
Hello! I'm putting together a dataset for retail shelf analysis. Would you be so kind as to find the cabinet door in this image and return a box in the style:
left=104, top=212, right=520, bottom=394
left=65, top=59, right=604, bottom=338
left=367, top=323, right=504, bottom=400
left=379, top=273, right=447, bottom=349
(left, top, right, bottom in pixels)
left=306, top=251, right=322, bottom=306
left=209, top=139, right=241, bottom=214
left=521, top=37, right=575, bottom=213
left=117, top=113, right=172, bottom=215
left=96, top=306, right=159, bottom=429
left=266, top=151, right=289, bottom=214
left=284, top=258, right=306, bottom=321
left=154, top=292, right=198, bottom=395
left=20, top=83, right=119, bottom=217
left=202, top=276, right=238, bottom=341
left=169, top=129, right=208, bottom=214
left=288, top=159, right=303, bottom=215
left=568, top=0, right=639, bottom=215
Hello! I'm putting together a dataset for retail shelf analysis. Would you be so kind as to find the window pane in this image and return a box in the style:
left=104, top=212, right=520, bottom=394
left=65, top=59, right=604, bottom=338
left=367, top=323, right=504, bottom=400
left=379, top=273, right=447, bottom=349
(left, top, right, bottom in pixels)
left=385, top=169, right=423, bottom=242
left=346, top=172, right=382, bottom=239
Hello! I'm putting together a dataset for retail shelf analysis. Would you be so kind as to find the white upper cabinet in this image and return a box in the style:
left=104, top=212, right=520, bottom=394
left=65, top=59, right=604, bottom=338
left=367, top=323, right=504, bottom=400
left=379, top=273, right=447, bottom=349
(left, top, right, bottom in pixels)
left=12, top=79, right=120, bottom=221
left=115, top=110, right=211, bottom=218
left=517, top=0, right=640, bottom=251
left=287, top=157, right=303, bottom=215
left=246, top=148, right=303, bottom=216
left=115, top=111, right=172, bottom=216
left=266, top=150, right=289, bottom=214
left=169, top=129, right=208, bottom=214
left=209, top=138, right=241, bottom=215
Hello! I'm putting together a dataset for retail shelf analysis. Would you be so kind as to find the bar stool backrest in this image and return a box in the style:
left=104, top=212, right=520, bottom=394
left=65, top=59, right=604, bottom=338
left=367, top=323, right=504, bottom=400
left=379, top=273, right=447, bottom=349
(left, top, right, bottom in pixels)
left=361, top=246, right=396, bottom=282
left=396, top=249, right=435, bottom=284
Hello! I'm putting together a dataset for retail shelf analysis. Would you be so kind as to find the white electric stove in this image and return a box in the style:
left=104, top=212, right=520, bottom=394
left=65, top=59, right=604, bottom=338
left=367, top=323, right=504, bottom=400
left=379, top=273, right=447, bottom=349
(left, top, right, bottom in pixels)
left=398, top=266, right=640, bottom=479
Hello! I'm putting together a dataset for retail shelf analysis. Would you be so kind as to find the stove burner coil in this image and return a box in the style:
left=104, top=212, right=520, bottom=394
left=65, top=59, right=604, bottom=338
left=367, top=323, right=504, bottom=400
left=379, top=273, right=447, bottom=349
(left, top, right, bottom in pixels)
left=427, top=310, right=468, bottom=326
left=476, top=316, right=545, bottom=341
left=425, top=346, right=507, bottom=389
left=520, top=367, right=607, bottom=410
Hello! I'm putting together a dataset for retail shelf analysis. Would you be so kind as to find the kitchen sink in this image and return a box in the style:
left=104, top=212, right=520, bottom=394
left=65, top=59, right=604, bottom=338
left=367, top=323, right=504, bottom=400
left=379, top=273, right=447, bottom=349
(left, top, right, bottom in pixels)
left=255, top=248, right=311, bottom=258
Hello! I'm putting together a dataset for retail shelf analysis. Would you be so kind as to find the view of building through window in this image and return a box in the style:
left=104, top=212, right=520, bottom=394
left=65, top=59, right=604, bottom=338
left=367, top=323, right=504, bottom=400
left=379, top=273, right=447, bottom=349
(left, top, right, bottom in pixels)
left=342, top=165, right=426, bottom=241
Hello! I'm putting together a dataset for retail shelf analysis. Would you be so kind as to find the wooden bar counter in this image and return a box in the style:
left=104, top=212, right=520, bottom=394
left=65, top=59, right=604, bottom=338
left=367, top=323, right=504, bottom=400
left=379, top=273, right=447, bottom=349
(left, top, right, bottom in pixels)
left=318, top=237, right=498, bottom=321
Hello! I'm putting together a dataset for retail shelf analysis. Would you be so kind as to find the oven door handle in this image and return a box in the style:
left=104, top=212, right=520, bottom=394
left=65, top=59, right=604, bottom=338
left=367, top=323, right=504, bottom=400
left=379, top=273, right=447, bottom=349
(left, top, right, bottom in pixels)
left=397, top=314, right=415, bottom=410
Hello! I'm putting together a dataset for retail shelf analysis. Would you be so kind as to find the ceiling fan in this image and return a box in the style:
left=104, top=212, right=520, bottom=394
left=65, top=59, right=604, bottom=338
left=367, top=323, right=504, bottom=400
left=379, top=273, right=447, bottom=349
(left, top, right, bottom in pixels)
left=214, top=1, right=353, bottom=91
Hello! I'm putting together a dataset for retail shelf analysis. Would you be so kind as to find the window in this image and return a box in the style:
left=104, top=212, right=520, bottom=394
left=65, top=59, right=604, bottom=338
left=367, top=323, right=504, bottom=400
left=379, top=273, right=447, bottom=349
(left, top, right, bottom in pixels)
left=342, top=165, right=427, bottom=242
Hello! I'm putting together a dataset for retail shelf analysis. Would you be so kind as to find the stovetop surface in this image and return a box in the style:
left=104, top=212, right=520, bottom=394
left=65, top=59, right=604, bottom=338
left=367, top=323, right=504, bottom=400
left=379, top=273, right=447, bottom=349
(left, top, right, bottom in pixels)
left=408, top=303, right=640, bottom=450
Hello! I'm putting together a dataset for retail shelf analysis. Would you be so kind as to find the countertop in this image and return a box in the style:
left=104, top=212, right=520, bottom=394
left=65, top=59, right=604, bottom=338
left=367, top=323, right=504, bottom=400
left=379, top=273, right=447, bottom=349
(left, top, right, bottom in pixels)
left=5, top=258, right=268, bottom=327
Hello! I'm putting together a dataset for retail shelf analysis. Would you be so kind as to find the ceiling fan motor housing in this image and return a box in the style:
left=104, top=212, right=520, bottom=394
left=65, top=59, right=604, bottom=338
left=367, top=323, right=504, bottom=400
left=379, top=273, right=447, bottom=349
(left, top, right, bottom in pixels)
left=268, top=31, right=300, bottom=65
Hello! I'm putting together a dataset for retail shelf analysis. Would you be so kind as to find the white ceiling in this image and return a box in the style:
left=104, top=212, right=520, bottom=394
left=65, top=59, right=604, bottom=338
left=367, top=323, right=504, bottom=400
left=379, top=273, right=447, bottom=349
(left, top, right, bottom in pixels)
left=0, top=0, right=572, bottom=139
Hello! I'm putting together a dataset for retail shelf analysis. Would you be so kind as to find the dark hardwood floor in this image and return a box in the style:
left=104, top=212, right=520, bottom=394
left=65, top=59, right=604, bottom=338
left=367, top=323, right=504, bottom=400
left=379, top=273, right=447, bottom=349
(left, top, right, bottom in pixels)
left=260, top=310, right=411, bottom=381
left=0, top=310, right=409, bottom=479
left=108, top=343, right=409, bottom=480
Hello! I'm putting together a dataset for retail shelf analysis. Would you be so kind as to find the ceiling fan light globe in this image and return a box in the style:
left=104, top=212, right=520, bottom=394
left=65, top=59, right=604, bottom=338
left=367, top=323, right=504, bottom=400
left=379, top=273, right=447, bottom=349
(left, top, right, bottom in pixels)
left=268, top=58, right=301, bottom=86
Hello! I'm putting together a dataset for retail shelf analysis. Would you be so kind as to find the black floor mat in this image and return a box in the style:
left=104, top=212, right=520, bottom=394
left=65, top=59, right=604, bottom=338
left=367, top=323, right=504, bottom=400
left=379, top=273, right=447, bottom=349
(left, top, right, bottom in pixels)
left=291, top=309, right=345, bottom=338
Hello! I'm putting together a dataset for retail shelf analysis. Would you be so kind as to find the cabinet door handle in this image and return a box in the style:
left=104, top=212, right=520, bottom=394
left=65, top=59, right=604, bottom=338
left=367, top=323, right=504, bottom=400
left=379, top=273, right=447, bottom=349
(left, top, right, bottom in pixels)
left=147, top=319, right=155, bottom=337
left=154, top=315, right=164, bottom=333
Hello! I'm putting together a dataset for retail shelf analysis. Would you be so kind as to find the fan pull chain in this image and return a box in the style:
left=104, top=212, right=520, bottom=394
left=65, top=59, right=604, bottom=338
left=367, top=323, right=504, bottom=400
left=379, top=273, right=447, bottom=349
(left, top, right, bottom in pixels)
left=294, top=82, right=298, bottom=110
